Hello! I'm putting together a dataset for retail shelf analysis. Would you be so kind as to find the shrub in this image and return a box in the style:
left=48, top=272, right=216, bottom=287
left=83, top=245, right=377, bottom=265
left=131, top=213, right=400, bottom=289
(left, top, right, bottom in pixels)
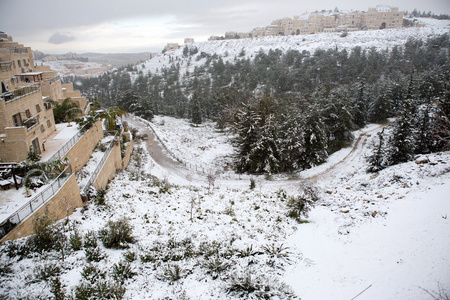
left=287, top=184, right=319, bottom=223
left=74, top=281, right=126, bottom=300
left=112, top=261, right=135, bottom=284
left=34, top=263, right=61, bottom=281
left=0, top=260, right=12, bottom=276
left=123, top=250, right=137, bottom=262
left=250, top=178, right=256, bottom=190
left=70, top=230, right=83, bottom=251
left=99, top=218, right=134, bottom=249
left=50, top=277, right=66, bottom=300
left=28, top=210, right=67, bottom=253
left=95, top=189, right=107, bottom=206
left=158, top=264, right=185, bottom=283
left=4, top=240, right=31, bottom=260
left=228, top=272, right=296, bottom=299
left=81, top=265, right=106, bottom=284
left=202, top=256, right=231, bottom=279
left=84, top=231, right=104, bottom=262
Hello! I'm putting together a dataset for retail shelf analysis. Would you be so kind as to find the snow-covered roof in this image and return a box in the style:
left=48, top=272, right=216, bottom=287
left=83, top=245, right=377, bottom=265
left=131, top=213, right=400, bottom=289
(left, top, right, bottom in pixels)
left=376, top=5, right=393, bottom=12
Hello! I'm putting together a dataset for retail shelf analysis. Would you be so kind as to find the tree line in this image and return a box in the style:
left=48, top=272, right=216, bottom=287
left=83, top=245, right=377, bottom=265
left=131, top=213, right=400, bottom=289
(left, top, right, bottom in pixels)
left=68, top=33, right=450, bottom=173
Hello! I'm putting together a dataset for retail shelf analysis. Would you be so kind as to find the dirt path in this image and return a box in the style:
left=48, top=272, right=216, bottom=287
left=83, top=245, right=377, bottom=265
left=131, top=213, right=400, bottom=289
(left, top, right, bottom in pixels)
left=125, top=116, right=187, bottom=179
left=127, top=115, right=387, bottom=185
left=306, top=124, right=386, bottom=181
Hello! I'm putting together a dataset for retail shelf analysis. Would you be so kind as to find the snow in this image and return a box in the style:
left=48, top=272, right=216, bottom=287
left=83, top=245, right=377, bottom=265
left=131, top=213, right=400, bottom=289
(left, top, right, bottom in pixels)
left=1, top=19, right=450, bottom=299
left=134, top=19, right=450, bottom=83
left=2, top=115, right=449, bottom=299
left=53, top=123, right=79, bottom=140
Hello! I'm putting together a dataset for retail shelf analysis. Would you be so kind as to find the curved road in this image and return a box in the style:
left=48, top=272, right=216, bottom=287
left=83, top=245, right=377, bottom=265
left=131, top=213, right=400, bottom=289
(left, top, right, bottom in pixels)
left=127, top=115, right=387, bottom=185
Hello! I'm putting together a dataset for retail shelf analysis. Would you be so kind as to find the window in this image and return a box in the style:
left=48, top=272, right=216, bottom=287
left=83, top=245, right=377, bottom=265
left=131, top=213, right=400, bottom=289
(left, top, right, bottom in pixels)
left=17, top=60, right=21, bottom=67
left=44, top=102, right=52, bottom=110
left=47, top=120, right=51, bottom=128
left=25, top=109, right=31, bottom=118
left=12, top=113, right=22, bottom=126
left=40, top=124, right=45, bottom=133
left=36, top=104, right=41, bottom=113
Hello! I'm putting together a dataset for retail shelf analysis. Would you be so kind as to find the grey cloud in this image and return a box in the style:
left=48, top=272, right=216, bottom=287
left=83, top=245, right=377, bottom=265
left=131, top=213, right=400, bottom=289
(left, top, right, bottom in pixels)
left=48, top=32, right=76, bottom=44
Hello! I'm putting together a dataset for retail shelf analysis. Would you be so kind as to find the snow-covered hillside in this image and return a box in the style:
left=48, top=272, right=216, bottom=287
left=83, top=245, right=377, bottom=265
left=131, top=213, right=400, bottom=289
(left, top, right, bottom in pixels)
left=135, top=18, right=450, bottom=82
left=1, top=115, right=448, bottom=299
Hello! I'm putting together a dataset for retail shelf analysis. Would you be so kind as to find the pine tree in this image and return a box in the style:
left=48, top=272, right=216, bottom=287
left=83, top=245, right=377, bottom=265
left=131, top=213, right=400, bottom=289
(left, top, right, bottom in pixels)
left=367, top=128, right=387, bottom=172
left=190, top=93, right=203, bottom=125
left=387, top=113, right=414, bottom=165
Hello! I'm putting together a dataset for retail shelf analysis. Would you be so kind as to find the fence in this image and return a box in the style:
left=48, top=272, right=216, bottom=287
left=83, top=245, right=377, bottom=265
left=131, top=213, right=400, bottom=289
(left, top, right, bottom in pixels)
left=81, top=131, right=119, bottom=195
left=46, top=118, right=97, bottom=163
left=136, top=116, right=183, bottom=164
left=0, top=165, right=72, bottom=239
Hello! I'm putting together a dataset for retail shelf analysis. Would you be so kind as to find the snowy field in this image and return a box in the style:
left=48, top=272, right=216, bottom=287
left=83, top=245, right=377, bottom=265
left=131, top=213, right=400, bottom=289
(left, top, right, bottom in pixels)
left=1, top=114, right=448, bottom=299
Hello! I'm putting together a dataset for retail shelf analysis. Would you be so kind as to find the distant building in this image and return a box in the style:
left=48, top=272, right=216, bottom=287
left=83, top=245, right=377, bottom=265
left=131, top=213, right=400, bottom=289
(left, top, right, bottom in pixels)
left=163, top=43, right=180, bottom=52
left=221, top=5, right=405, bottom=40
left=184, top=38, right=195, bottom=44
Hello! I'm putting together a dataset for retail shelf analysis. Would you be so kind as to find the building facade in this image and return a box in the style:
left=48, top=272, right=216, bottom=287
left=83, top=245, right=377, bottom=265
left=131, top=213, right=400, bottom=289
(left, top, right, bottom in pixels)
left=210, top=6, right=404, bottom=40
left=0, top=32, right=89, bottom=162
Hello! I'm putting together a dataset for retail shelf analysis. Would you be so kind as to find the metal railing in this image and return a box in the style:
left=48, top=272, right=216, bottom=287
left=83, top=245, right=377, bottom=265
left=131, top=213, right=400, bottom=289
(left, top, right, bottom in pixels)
left=81, top=131, right=119, bottom=195
left=136, top=116, right=183, bottom=164
left=46, top=119, right=97, bottom=162
left=0, top=165, right=73, bottom=239
left=9, top=48, right=28, bottom=54
left=1, top=84, right=40, bottom=103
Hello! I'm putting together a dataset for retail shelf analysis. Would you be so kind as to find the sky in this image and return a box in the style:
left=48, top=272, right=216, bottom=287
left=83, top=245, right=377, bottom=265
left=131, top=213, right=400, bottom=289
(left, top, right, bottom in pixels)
left=1, top=0, right=449, bottom=54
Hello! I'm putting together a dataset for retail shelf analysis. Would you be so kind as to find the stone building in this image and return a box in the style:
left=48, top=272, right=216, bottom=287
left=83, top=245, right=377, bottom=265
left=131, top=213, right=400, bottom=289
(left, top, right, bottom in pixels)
left=0, top=32, right=89, bottom=162
left=249, top=5, right=403, bottom=38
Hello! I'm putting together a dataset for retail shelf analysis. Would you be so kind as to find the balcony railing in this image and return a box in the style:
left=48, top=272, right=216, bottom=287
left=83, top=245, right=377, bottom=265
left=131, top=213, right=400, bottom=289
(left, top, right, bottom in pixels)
left=1, top=84, right=40, bottom=103
left=9, top=48, right=28, bottom=54
left=82, top=131, right=119, bottom=195
left=0, top=62, right=12, bottom=73
left=0, top=165, right=73, bottom=239
left=24, top=114, right=39, bottom=130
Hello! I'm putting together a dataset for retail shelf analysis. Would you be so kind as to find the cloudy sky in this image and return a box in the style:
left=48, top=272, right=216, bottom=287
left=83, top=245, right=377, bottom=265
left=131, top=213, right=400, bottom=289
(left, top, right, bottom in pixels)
left=1, top=0, right=449, bottom=54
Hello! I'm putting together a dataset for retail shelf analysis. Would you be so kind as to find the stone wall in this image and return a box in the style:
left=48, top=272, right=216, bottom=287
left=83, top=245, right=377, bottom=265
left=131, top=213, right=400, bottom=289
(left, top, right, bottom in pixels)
left=121, top=134, right=133, bottom=170
left=66, top=120, right=103, bottom=172
left=0, top=174, right=82, bottom=243
left=93, top=134, right=134, bottom=191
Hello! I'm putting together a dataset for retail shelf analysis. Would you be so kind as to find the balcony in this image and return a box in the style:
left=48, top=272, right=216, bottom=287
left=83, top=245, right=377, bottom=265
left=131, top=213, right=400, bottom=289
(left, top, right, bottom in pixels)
left=23, top=114, right=39, bottom=130
left=9, top=48, right=28, bottom=54
left=0, top=62, right=12, bottom=73
left=0, top=84, right=40, bottom=103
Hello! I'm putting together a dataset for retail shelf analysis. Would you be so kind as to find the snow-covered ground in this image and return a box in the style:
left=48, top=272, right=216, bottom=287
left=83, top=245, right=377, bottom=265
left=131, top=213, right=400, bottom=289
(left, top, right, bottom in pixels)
left=1, top=114, right=448, bottom=299
left=134, top=18, right=450, bottom=82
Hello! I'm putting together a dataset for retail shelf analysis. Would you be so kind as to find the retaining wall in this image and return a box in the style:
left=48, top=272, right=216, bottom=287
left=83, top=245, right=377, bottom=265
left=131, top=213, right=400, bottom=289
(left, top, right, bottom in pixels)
left=0, top=174, right=82, bottom=243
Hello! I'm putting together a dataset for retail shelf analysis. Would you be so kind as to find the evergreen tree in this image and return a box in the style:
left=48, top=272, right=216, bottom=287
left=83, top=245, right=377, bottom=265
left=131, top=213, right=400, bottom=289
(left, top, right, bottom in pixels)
left=387, top=112, right=414, bottom=165
left=366, top=128, right=387, bottom=172
left=189, top=94, right=203, bottom=125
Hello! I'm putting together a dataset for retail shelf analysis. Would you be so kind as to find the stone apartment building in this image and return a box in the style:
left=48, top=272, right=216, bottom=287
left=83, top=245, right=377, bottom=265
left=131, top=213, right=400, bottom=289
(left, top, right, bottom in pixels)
left=227, top=5, right=404, bottom=39
left=265, top=6, right=403, bottom=37
left=0, top=32, right=90, bottom=162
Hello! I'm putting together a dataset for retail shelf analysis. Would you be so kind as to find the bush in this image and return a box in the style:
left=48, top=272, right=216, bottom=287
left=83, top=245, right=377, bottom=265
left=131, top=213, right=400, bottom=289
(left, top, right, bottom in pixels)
left=228, top=272, right=296, bottom=299
left=84, top=231, right=104, bottom=262
left=28, top=210, right=67, bottom=253
left=34, top=263, right=61, bottom=281
left=202, top=256, right=231, bottom=279
left=99, top=218, right=134, bottom=249
left=70, top=230, right=83, bottom=251
left=112, top=261, right=135, bottom=284
left=74, top=281, right=126, bottom=300
left=158, top=264, right=185, bottom=283
left=50, top=277, right=66, bottom=300
left=81, top=265, right=106, bottom=284
left=287, top=184, right=319, bottom=223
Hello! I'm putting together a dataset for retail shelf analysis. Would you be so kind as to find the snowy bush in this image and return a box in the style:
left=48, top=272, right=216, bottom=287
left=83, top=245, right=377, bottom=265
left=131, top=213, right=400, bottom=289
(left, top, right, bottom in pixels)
left=99, top=218, right=135, bottom=249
